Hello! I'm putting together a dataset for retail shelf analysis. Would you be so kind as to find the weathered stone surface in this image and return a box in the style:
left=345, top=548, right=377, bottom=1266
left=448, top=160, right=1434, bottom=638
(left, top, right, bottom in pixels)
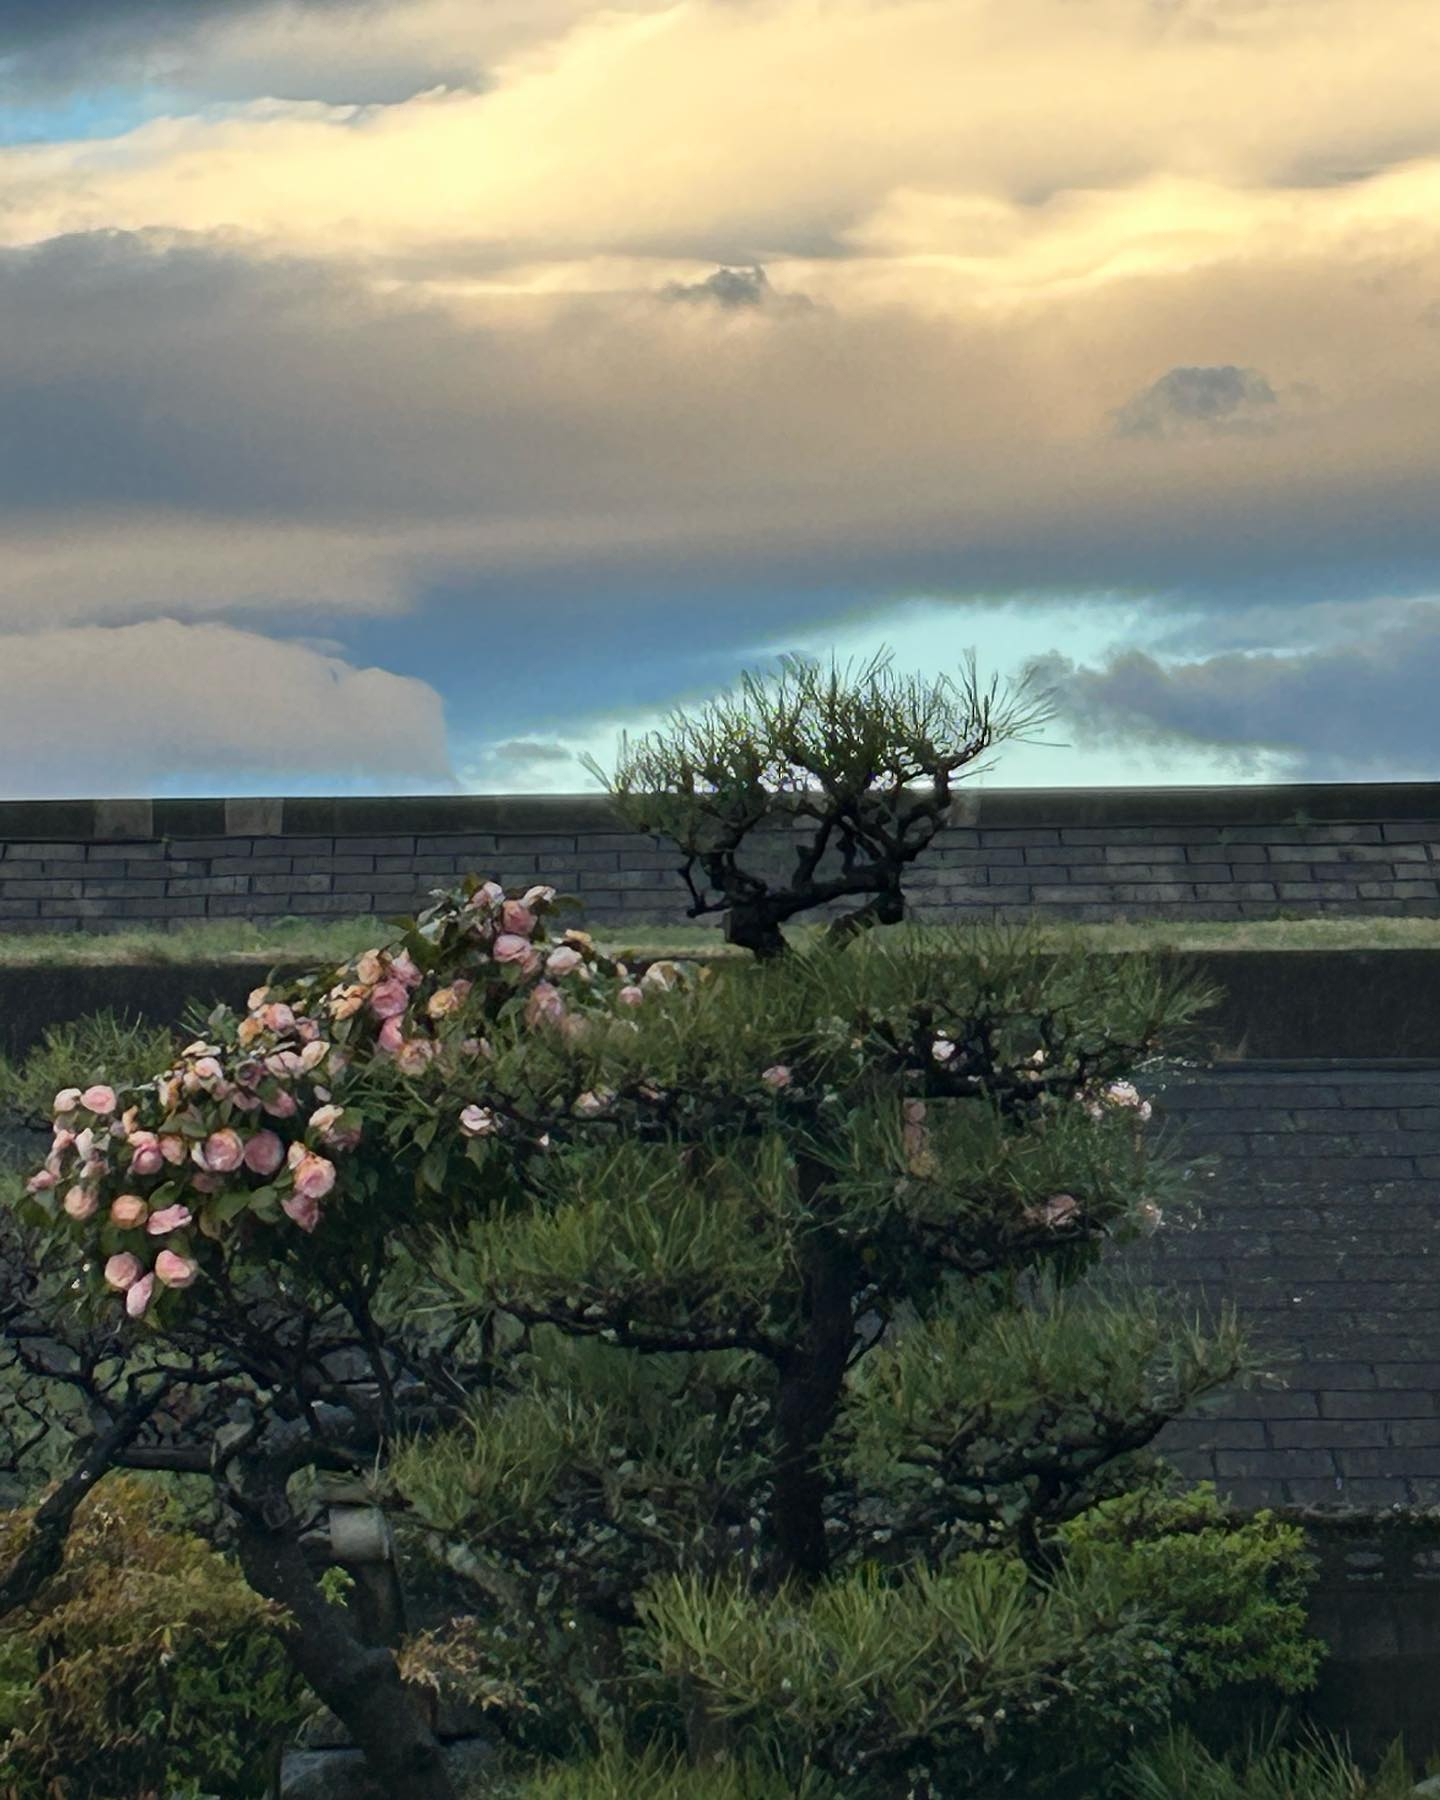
left=279, top=1736, right=497, bottom=1800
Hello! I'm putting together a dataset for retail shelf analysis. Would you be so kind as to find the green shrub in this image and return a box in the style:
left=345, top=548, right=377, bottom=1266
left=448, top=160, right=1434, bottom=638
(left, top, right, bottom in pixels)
left=0, top=1012, right=180, bottom=1125
left=0, top=1473, right=310, bottom=1799
left=1117, top=1711, right=1417, bottom=1799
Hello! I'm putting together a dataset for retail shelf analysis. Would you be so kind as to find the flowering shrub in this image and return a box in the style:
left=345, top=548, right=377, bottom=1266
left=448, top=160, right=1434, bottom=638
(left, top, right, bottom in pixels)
left=15, top=877, right=701, bottom=1329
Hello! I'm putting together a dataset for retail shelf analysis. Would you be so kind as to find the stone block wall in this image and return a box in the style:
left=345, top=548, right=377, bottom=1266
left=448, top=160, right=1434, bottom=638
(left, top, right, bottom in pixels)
left=0, top=782, right=1437, bottom=933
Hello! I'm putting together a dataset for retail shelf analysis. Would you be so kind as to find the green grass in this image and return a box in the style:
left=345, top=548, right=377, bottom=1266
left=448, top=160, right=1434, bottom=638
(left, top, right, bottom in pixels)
left=0, top=911, right=1431, bottom=967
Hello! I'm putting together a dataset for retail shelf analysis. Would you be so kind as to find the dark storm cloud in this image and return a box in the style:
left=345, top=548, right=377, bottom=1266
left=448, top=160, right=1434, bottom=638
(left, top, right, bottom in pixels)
left=1024, top=600, right=1440, bottom=781
left=1111, top=364, right=1280, bottom=440
left=659, top=263, right=816, bottom=310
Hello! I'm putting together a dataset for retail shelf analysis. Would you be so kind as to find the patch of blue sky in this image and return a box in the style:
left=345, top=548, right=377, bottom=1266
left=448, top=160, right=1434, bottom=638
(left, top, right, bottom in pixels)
left=0, top=86, right=169, bottom=146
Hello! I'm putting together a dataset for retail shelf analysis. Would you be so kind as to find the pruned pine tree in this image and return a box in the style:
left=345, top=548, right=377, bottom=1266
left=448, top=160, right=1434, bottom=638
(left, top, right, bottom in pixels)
left=577, top=646, right=1062, bottom=959
left=389, top=924, right=1292, bottom=1797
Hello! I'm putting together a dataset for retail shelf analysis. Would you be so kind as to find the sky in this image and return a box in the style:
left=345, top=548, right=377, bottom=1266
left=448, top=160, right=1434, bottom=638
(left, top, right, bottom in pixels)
left=3, top=0, right=1440, bottom=798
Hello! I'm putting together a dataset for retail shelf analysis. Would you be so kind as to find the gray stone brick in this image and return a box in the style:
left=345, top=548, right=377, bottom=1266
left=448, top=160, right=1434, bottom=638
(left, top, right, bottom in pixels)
left=1269, top=1420, right=1388, bottom=1448
left=1154, top=1419, right=1267, bottom=1450
left=115, top=897, right=206, bottom=917
left=252, top=874, right=335, bottom=895
left=0, top=899, right=39, bottom=917
left=331, top=837, right=417, bottom=856
left=1338, top=1448, right=1440, bottom=1478
left=98, top=839, right=163, bottom=860
left=1274, top=881, right=1364, bottom=900
left=1182, top=864, right=1239, bottom=883
left=1359, top=880, right=1440, bottom=899
left=209, top=857, right=292, bottom=876
left=931, top=846, right=1024, bottom=866
left=1, top=878, right=83, bottom=898
left=249, top=837, right=334, bottom=857
left=1101, top=843, right=1189, bottom=863
left=332, top=873, right=424, bottom=894
left=167, top=876, right=249, bottom=897
left=415, top=835, right=498, bottom=855
left=979, top=828, right=1060, bottom=847
left=493, top=835, right=579, bottom=854
left=1195, top=842, right=1268, bottom=862
left=374, top=855, right=461, bottom=874
left=1294, top=1477, right=1405, bottom=1508
left=1215, top=1449, right=1336, bottom=1479
left=164, top=837, right=245, bottom=859
left=1321, top=1391, right=1438, bottom=1419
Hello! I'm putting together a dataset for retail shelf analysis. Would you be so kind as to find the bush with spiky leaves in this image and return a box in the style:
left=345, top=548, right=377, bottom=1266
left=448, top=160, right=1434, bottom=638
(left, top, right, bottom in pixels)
left=578, top=644, right=1061, bottom=958
left=387, top=921, right=1323, bottom=1796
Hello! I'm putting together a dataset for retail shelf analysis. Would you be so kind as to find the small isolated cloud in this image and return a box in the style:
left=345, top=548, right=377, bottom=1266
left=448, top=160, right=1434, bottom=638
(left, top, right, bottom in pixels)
left=0, top=619, right=456, bottom=796
left=1022, top=599, right=1440, bottom=781
left=659, top=264, right=812, bottom=311
left=485, top=738, right=577, bottom=766
left=1110, top=364, right=1280, bottom=439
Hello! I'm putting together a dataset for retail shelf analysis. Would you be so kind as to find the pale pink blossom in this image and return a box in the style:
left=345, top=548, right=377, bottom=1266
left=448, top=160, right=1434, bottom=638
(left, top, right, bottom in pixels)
left=51, top=1127, right=76, bottom=1152
left=104, top=1252, right=142, bottom=1292
left=500, top=902, right=537, bottom=939
left=128, top=1132, right=163, bottom=1176
left=1104, top=1081, right=1142, bottom=1109
left=282, top=1190, right=322, bottom=1233
left=258, top=1003, right=296, bottom=1034
left=760, top=1065, right=792, bottom=1091
left=262, top=1089, right=299, bottom=1120
left=81, top=1085, right=116, bottom=1115
left=80, top=1157, right=107, bottom=1181
left=231, top=1092, right=261, bottom=1112
left=355, top=950, right=385, bottom=986
left=159, top=1134, right=187, bottom=1166
left=524, top=982, right=566, bottom=1029
left=494, top=933, right=540, bottom=974
left=395, top=1038, right=436, bottom=1076
left=147, top=1204, right=194, bottom=1236
left=474, top=880, right=505, bottom=906
left=459, top=1105, right=498, bottom=1137
left=329, top=985, right=367, bottom=1020
left=368, top=979, right=409, bottom=1020
left=296, top=1016, right=321, bottom=1044
left=573, top=1089, right=616, bottom=1118
left=25, top=1170, right=56, bottom=1193
left=126, top=1274, right=156, bottom=1318
left=309, top=1104, right=343, bottom=1136
left=427, top=979, right=473, bottom=1018
left=617, top=985, right=645, bottom=1007
left=640, top=961, right=682, bottom=992
left=520, top=884, right=557, bottom=909
left=376, top=1017, right=405, bottom=1054
left=63, top=1185, right=98, bottom=1221
left=293, top=1153, right=336, bottom=1201
left=110, top=1194, right=149, bottom=1229
left=191, top=1057, right=223, bottom=1084
left=931, top=1038, right=957, bottom=1064
left=247, top=986, right=271, bottom=1011
left=54, top=1088, right=82, bottom=1113
left=387, top=950, right=424, bottom=989
left=243, top=1130, right=285, bottom=1175
left=154, top=1249, right=198, bottom=1289
left=197, top=1128, right=245, bottom=1172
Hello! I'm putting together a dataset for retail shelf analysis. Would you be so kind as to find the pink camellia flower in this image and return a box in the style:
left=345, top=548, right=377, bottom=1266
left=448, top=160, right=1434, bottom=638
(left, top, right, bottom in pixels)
left=493, top=933, right=540, bottom=972
left=395, top=1038, right=436, bottom=1077
left=368, top=979, right=409, bottom=1020
left=309, top=1103, right=343, bottom=1136
left=262, top=1089, right=299, bottom=1120
left=329, top=984, right=367, bottom=1021
left=242, top=1129, right=286, bottom=1175
left=63, top=1185, right=98, bottom=1220
left=298, top=1039, right=330, bottom=1073
left=232, top=1092, right=262, bottom=1112
left=159, top=1134, right=188, bottom=1165
left=387, top=950, right=424, bottom=989
left=110, top=1194, right=149, bottom=1229
left=236, top=1018, right=263, bottom=1048
left=459, top=1105, right=498, bottom=1137
left=126, top=1273, right=156, bottom=1319
left=196, top=1128, right=245, bottom=1173
left=355, top=950, right=385, bottom=986
left=931, top=1038, right=957, bottom=1064
left=80, top=1157, right=107, bottom=1181
left=54, top=1088, right=82, bottom=1113
left=760, top=1065, right=792, bottom=1091
left=191, top=1057, right=223, bottom=1084
left=52, top=1126, right=76, bottom=1152
left=43, top=1151, right=64, bottom=1177
left=81, top=1085, right=116, bottom=1116
left=640, top=961, right=682, bottom=992
left=1104, top=1081, right=1141, bottom=1109
left=473, top=880, right=505, bottom=906
left=617, top=985, right=645, bottom=1008
left=157, top=1073, right=183, bottom=1110
left=74, top=1128, right=97, bottom=1162
left=524, top=982, right=566, bottom=1029
left=154, top=1249, right=198, bottom=1289
left=295, top=1016, right=320, bottom=1044
left=544, top=946, right=583, bottom=979
left=293, top=1152, right=336, bottom=1201
left=128, top=1133, right=164, bottom=1176
left=247, top=986, right=270, bottom=1010
left=259, top=1003, right=297, bottom=1034
left=26, top=1170, right=56, bottom=1193
left=376, top=1016, right=405, bottom=1054
left=426, top=979, right=473, bottom=1018
left=500, top=901, right=537, bottom=939
left=146, top=1204, right=193, bottom=1236
left=520, top=884, right=557, bottom=910
left=282, top=1190, right=322, bottom=1233
left=104, top=1252, right=142, bottom=1292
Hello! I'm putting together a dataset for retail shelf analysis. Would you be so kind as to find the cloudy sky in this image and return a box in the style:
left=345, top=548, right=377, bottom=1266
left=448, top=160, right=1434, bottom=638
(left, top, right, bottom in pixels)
left=3, top=0, right=1439, bottom=797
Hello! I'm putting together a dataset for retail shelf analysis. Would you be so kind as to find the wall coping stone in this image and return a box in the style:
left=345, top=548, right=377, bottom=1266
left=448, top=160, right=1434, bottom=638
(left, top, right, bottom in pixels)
left=1, top=781, right=1440, bottom=840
